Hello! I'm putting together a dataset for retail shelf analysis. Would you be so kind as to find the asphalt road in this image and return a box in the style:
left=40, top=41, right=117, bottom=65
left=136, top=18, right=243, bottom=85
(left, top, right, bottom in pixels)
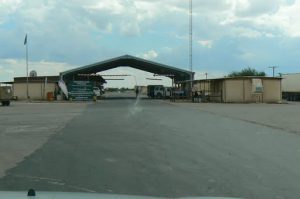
left=1, top=99, right=300, bottom=199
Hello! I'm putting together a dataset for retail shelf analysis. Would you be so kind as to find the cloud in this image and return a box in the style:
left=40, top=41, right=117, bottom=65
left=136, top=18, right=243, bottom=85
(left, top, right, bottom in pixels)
left=162, top=47, right=173, bottom=53
left=173, top=33, right=189, bottom=40
left=219, top=0, right=300, bottom=38
left=232, top=27, right=262, bottom=38
left=120, top=22, right=140, bottom=36
left=142, top=50, right=158, bottom=60
left=0, top=0, right=21, bottom=24
left=233, top=0, right=281, bottom=17
left=240, top=52, right=256, bottom=61
left=262, top=1, right=300, bottom=37
left=84, top=0, right=125, bottom=15
left=104, top=23, right=113, bottom=33
left=197, top=40, right=213, bottom=48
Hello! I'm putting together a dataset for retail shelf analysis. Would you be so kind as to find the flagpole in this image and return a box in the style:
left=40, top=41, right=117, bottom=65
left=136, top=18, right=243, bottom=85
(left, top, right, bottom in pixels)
left=25, top=34, right=29, bottom=99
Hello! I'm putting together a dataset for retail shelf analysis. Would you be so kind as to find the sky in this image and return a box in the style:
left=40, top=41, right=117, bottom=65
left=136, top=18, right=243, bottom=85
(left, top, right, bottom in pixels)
left=1, top=0, right=300, bottom=87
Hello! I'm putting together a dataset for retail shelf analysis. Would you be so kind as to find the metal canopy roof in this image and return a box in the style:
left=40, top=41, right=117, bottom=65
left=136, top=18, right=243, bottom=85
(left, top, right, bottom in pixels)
left=60, top=55, right=193, bottom=82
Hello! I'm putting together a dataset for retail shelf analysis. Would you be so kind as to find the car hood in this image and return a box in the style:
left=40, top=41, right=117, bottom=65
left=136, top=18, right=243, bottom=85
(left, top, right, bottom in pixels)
left=0, top=191, right=243, bottom=199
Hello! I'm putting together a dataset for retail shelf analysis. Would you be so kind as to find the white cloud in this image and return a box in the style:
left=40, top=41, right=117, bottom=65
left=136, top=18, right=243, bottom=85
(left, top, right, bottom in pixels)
left=104, top=23, right=113, bottom=33
left=142, top=50, right=158, bottom=60
left=233, top=0, right=281, bottom=17
left=0, top=0, right=21, bottom=24
left=84, top=0, right=173, bottom=37
left=240, top=52, right=256, bottom=61
left=260, top=2, right=300, bottom=37
left=264, top=32, right=276, bottom=38
left=173, top=34, right=189, bottom=40
left=134, top=1, right=160, bottom=21
left=232, top=27, right=262, bottom=38
left=84, top=0, right=125, bottom=15
left=218, top=0, right=300, bottom=38
left=120, top=22, right=140, bottom=36
left=197, top=40, right=213, bottom=48
left=162, top=47, right=173, bottom=53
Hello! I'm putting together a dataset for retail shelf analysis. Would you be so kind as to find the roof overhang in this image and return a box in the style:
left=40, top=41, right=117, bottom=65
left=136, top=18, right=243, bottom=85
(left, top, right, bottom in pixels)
left=60, top=55, right=193, bottom=82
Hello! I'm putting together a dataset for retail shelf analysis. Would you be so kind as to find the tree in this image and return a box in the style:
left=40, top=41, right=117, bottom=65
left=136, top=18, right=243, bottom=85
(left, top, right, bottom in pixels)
left=228, top=67, right=266, bottom=77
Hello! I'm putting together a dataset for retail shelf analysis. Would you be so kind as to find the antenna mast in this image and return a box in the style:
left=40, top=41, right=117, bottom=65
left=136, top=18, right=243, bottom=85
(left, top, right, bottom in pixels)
left=189, top=0, right=193, bottom=91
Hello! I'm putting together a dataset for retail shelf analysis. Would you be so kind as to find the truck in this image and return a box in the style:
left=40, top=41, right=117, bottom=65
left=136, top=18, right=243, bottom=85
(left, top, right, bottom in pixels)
left=282, top=73, right=300, bottom=101
left=147, top=85, right=171, bottom=99
left=0, top=86, right=12, bottom=106
left=93, top=86, right=105, bottom=99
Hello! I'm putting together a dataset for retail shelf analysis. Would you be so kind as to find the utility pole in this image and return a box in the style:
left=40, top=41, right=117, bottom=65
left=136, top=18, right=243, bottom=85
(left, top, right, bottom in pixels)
left=269, top=66, right=277, bottom=77
left=189, top=0, right=193, bottom=94
left=24, top=34, right=29, bottom=99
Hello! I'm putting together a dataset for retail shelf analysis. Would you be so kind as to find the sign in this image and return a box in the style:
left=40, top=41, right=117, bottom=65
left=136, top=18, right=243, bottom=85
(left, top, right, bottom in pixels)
left=68, top=81, right=94, bottom=101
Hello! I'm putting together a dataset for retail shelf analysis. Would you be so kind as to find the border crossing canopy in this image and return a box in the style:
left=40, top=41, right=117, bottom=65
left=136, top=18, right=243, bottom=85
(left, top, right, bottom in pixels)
left=60, top=55, right=193, bottom=83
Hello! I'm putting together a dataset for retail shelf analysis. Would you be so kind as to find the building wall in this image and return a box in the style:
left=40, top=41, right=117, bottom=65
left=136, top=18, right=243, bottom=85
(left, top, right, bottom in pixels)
left=262, top=79, right=282, bottom=103
left=223, top=78, right=281, bottom=103
left=222, top=80, right=226, bottom=102
left=209, top=80, right=223, bottom=102
left=243, top=79, right=264, bottom=103
left=224, top=79, right=244, bottom=103
left=193, top=81, right=210, bottom=92
left=243, top=79, right=253, bottom=102
left=13, top=82, right=56, bottom=100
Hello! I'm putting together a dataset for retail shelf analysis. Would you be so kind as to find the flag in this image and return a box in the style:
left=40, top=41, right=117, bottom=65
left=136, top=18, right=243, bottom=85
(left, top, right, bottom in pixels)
left=24, top=34, right=27, bottom=45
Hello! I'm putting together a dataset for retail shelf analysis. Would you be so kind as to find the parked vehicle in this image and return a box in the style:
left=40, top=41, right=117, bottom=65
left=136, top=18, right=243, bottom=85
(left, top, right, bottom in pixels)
left=147, top=85, right=171, bottom=99
left=154, top=85, right=164, bottom=99
left=147, top=85, right=162, bottom=98
left=282, top=73, right=300, bottom=101
left=93, top=87, right=101, bottom=97
left=164, top=87, right=172, bottom=98
left=0, top=86, right=12, bottom=106
left=173, top=89, right=187, bottom=98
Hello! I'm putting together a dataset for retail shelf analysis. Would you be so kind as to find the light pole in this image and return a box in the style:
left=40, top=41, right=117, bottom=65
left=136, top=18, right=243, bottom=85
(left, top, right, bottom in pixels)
left=269, top=66, right=277, bottom=77
left=189, top=0, right=194, bottom=96
left=189, top=0, right=193, bottom=95
left=24, top=34, right=29, bottom=99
